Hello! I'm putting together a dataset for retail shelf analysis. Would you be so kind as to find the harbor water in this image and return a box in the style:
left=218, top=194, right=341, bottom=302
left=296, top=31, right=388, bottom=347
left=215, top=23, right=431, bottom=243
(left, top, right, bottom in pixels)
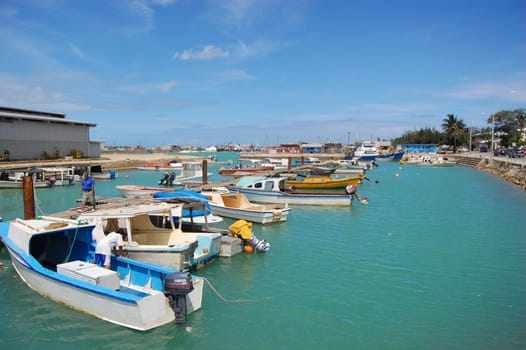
left=1, top=154, right=525, bottom=349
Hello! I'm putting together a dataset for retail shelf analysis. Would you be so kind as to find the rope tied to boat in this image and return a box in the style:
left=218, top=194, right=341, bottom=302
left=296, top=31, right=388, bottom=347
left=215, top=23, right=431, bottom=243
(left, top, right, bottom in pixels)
left=201, top=277, right=273, bottom=303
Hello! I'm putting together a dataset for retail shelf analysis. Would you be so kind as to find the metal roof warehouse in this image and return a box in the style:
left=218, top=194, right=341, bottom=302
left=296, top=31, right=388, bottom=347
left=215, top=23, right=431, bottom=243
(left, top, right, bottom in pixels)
left=0, top=106, right=100, bottom=160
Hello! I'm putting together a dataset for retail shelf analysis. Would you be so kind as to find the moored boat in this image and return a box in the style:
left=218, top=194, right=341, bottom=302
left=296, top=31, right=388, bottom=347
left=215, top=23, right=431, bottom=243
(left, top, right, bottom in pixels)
left=152, top=190, right=224, bottom=231
left=77, top=201, right=222, bottom=271
left=0, top=216, right=203, bottom=331
left=202, top=188, right=291, bottom=224
left=0, top=169, right=49, bottom=188
left=116, top=185, right=174, bottom=198
left=219, top=159, right=275, bottom=176
left=285, top=174, right=363, bottom=189
left=40, top=167, right=77, bottom=186
left=227, top=176, right=360, bottom=206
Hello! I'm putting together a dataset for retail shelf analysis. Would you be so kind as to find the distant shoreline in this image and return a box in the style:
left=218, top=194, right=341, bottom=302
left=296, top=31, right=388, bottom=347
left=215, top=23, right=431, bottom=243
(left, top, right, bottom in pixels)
left=1, top=151, right=524, bottom=190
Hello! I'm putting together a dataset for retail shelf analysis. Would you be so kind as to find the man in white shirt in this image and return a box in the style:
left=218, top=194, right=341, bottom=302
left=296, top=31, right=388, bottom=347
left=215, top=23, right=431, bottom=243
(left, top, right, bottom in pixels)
left=94, top=232, right=124, bottom=269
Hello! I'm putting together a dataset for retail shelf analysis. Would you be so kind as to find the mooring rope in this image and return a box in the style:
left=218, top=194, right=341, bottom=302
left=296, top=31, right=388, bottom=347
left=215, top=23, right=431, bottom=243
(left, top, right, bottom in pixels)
left=201, top=277, right=272, bottom=303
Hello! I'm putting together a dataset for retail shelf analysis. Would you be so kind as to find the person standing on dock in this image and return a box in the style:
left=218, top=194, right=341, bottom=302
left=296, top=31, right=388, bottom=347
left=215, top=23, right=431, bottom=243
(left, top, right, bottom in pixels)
left=80, top=171, right=96, bottom=212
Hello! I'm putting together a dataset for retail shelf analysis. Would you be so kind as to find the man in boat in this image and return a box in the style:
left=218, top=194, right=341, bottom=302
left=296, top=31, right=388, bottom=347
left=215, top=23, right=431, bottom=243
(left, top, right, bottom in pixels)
left=80, top=171, right=96, bottom=212
left=94, top=232, right=125, bottom=269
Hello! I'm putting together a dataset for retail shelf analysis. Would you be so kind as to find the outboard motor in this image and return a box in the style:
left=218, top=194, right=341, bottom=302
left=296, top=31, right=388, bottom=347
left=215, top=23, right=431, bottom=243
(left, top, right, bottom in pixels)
left=168, top=172, right=176, bottom=185
left=345, top=184, right=368, bottom=204
left=163, top=272, right=194, bottom=326
left=159, top=172, right=170, bottom=185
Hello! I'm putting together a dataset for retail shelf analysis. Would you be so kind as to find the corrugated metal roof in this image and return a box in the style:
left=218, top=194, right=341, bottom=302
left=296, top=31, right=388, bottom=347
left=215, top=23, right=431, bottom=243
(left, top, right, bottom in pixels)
left=0, top=106, right=96, bottom=127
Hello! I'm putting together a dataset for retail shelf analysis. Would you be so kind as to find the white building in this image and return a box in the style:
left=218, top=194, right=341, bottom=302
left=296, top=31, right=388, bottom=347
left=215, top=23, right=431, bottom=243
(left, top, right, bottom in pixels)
left=0, top=106, right=100, bottom=160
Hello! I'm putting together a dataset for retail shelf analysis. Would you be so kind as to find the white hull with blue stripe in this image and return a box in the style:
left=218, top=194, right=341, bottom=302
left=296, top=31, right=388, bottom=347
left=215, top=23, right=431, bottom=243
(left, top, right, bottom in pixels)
left=0, top=218, right=203, bottom=331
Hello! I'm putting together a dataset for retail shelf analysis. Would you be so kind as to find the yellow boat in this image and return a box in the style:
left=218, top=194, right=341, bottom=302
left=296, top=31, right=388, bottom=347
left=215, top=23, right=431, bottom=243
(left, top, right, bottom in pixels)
left=285, top=174, right=363, bottom=189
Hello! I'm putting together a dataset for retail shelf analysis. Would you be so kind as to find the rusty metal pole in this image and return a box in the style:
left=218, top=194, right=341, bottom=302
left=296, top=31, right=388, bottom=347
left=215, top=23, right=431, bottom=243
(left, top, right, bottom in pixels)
left=202, top=159, right=208, bottom=185
left=23, top=175, right=36, bottom=220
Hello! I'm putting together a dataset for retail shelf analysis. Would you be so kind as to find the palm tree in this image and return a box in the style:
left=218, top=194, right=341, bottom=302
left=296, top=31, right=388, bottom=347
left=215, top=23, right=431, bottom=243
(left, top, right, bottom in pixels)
left=441, top=114, right=466, bottom=152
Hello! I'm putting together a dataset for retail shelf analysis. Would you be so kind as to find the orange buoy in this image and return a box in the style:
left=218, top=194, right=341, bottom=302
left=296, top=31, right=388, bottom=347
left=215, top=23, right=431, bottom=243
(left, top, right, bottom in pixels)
left=244, top=244, right=255, bottom=254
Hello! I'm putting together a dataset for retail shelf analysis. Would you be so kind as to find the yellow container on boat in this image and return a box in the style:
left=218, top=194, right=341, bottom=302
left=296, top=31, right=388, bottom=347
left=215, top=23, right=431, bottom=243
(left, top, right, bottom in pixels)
left=229, top=220, right=253, bottom=240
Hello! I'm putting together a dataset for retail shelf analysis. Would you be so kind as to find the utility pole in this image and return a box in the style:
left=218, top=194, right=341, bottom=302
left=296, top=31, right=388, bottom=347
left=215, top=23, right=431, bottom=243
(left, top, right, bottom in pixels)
left=490, top=113, right=495, bottom=164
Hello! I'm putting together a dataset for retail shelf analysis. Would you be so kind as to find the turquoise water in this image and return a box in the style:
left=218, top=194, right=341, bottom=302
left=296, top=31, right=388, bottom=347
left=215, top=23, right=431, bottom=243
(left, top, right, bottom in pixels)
left=1, top=154, right=526, bottom=349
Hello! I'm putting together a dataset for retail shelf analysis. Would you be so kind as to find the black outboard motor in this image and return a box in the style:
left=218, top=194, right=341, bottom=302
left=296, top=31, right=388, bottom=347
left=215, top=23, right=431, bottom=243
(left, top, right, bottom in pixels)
left=159, top=172, right=169, bottom=185
left=168, top=172, right=176, bottom=185
left=163, top=272, right=194, bottom=326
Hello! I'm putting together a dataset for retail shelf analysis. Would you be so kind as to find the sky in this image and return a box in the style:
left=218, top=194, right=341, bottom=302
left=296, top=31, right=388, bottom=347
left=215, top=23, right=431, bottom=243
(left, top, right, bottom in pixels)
left=0, top=0, right=525, bottom=148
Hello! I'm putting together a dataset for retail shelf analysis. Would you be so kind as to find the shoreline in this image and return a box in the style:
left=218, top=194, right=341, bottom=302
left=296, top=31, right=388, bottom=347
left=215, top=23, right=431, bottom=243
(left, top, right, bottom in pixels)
left=1, top=151, right=524, bottom=190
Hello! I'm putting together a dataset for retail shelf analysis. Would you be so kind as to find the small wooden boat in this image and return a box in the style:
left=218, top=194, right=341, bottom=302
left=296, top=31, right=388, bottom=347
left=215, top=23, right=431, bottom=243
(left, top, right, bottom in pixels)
left=285, top=174, right=363, bottom=189
left=0, top=216, right=203, bottom=331
left=202, top=188, right=291, bottom=224
left=309, top=166, right=336, bottom=176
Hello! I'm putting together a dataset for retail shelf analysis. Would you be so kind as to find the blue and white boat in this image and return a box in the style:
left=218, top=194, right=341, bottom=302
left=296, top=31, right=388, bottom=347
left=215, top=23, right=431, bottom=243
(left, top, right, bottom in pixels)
left=0, top=216, right=203, bottom=331
left=353, top=142, right=379, bottom=161
left=227, top=176, right=356, bottom=206
left=152, top=190, right=224, bottom=231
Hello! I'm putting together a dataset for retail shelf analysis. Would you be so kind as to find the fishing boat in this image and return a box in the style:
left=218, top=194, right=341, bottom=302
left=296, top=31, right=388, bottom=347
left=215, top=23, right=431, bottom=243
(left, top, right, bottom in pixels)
left=204, top=154, right=233, bottom=166
left=0, top=169, right=49, bottom=189
left=309, top=166, right=336, bottom=176
left=137, top=161, right=183, bottom=171
left=285, top=174, right=363, bottom=189
left=158, top=162, right=212, bottom=186
left=152, top=190, right=224, bottom=231
left=227, top=176, right=357, bottom=206
left=88, top=165, right=118, bottom=180
left=353, top=142, right=380, bottom=161
left=77, top=201, right=222, bottom=271
left=219, top=159, right=275, bottom=176
left=202, top=188, right=291, bottom=224
left=116, top=185, right=174, bottom=198
left=0, top=216, right=203, bottom=331
left=40, top=167, right=77, bottom=186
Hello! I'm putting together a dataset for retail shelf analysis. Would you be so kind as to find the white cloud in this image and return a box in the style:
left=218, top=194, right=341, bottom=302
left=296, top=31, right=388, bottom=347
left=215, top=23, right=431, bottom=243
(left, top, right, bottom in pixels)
left=444, top=80, right=526, bottom=103
left=173, top=45, right=229, bottom=60
left=156, top=80, right=178, bottom=92
left=235, top=39, right=294, bottom=59
left=152, top=0, right=177, bottom=5
left=217, top=69, right=255, bottom=81
left=69, top=43, right=89, bottom=62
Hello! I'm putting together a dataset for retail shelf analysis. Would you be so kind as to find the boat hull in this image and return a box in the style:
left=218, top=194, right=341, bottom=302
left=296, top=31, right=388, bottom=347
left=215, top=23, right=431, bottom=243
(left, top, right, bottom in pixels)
left=0, top=180, right=49, bottom=189
left=228, top=187, right=353, bottom=206
left=1, top=230, right=202, bottom=331
left=209, top=203, right=291, bottom=224
left=285, top=176, right=361, bottom=189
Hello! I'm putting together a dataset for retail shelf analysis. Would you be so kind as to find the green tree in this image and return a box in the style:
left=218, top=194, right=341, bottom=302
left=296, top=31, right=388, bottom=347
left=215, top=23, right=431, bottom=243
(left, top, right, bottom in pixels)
left=487, top=108, right=525, bottom=147
left=441, top=114, right=466, bottom=152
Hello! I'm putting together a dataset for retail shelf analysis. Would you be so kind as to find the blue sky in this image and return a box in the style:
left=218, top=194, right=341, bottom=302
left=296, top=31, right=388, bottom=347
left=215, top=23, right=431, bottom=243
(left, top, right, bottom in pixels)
left=0, top=0, right=525, bottom=147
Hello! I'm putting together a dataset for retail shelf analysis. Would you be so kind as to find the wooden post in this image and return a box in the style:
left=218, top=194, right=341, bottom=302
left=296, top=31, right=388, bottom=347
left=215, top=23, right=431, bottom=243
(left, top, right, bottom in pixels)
left=202, top=159, right=208, bottom=185
left=23, top=175, right=36, bottom=220
left=288, top=157, right=292, bottom=171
